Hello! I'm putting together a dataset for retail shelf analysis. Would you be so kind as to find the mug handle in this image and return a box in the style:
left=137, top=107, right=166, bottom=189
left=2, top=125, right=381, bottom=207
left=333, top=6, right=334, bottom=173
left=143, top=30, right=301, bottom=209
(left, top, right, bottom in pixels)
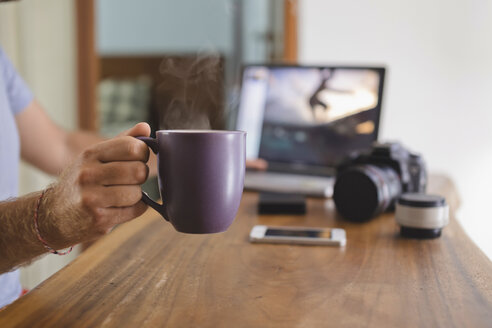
left=135, top=136, right=167, bottom=220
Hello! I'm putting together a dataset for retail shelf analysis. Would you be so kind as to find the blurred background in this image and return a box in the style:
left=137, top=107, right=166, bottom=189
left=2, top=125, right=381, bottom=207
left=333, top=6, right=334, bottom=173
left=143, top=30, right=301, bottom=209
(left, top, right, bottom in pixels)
left=0, top=0, right=491, bottom=288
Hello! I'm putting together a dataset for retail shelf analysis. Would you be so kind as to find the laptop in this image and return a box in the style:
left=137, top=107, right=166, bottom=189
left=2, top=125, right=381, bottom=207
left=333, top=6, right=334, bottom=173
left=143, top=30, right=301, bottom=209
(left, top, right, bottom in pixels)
left=236, top=64, right=385, bottom=197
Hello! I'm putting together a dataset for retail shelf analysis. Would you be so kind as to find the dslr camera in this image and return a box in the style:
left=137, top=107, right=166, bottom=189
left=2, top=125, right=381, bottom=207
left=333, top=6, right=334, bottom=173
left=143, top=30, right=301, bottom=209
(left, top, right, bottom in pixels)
left=333, top=142, right=427, bottom=222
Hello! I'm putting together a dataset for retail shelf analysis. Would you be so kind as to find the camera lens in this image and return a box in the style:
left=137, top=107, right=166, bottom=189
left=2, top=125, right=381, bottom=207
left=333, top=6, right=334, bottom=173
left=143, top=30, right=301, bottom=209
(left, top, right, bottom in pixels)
left=396, top=193, right=449, bottom=239
left=333, top=165, right=402, bottom=221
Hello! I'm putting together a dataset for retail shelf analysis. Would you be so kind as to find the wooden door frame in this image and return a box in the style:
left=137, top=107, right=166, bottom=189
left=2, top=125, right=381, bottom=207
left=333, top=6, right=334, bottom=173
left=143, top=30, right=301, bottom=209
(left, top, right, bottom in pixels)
left=284, top=0, right=298, bottom=63
left=76, top=0, right=98, bottom=131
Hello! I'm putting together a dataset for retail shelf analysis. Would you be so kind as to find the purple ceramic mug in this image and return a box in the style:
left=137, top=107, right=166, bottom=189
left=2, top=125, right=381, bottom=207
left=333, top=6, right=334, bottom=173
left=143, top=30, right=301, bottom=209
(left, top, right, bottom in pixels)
left=137, top=130, right=246, bottom=234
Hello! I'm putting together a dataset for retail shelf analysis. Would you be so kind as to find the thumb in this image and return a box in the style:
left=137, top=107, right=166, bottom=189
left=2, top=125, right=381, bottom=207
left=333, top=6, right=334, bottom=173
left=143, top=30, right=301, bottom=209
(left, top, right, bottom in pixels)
left=118, top=122, right=151, bottom=138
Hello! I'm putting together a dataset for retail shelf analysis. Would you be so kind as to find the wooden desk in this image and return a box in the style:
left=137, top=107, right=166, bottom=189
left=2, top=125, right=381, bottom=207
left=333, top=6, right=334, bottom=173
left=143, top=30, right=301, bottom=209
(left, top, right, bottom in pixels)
left=1, top=175, right=491, bottom=327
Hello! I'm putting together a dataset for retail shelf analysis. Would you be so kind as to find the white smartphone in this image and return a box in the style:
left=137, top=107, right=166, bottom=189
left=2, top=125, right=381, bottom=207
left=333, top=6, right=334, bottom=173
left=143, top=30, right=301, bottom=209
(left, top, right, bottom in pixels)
left=249, top=225, right=346, bottom=246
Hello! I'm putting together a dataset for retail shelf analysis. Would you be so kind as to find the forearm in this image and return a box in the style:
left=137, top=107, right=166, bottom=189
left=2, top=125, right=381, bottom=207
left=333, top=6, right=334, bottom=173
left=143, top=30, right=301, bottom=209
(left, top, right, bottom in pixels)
left=16, top=101, right=104, bottom=175
left=0, top=189, right=74, bottom=274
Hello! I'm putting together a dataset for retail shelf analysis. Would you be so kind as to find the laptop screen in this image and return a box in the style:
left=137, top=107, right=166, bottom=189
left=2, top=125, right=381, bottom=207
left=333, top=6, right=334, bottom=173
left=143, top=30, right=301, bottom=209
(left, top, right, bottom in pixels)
left=236, top=65, right=385, bottom=172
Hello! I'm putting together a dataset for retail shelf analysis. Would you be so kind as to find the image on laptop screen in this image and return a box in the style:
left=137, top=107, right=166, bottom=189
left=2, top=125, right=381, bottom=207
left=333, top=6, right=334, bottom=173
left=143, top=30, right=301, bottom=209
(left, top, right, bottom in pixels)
left=237, top=65, right=385, bottom=171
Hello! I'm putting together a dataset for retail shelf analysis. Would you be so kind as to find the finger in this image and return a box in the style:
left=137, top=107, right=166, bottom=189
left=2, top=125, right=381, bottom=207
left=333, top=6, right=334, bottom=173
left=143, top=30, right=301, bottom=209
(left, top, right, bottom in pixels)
left=246, top=158, right=268, bottom=171
left=92, top=201, right=148, bottom=234
left=117, top=122, right=151, bottom=138
left=78, top=161, right=149, bottom=186
left=82, top=185, right=143, bottom=208
left=101, top=201, right=148, bottom=228
left=88, top=137, right=150, bottom=163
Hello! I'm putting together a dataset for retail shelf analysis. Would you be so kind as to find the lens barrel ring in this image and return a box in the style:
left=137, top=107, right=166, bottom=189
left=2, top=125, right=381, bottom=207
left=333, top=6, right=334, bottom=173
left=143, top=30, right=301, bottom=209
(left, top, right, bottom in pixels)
left=395, top=193, right=449, bottom=239
left=333, top=165, right=402, bottom=222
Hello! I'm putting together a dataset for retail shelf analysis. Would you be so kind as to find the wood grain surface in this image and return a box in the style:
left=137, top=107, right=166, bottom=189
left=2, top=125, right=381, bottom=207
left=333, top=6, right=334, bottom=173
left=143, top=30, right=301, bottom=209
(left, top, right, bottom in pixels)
left=1, top=175, right=491, bottom=327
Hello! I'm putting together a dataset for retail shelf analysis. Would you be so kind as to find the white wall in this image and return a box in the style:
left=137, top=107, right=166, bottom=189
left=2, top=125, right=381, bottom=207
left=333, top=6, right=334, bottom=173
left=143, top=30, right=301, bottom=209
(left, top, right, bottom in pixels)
left=299, top=0, right=492, bottom=259
left=0, top=0, right=80, bottom=289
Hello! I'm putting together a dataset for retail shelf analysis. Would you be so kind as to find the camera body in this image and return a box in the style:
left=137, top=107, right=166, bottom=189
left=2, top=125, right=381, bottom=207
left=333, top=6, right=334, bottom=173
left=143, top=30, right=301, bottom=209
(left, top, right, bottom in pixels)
left=333, top=142, right=427, bottom=222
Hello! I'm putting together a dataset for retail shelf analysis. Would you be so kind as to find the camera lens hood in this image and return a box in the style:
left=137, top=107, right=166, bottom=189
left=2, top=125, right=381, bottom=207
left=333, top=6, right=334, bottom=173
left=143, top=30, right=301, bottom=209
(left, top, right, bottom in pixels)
left=395, top=193, right=449, bottom=239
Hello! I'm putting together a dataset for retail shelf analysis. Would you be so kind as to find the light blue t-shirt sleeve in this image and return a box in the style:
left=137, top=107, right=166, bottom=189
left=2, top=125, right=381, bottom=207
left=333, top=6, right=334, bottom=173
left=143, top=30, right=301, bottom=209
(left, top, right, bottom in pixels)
left=0, top=46, right=33, bottom=115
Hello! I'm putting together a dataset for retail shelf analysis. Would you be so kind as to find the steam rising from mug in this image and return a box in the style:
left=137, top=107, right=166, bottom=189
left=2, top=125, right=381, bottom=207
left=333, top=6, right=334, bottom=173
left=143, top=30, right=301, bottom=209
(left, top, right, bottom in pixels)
left=157, top=53, right=224, bottom=130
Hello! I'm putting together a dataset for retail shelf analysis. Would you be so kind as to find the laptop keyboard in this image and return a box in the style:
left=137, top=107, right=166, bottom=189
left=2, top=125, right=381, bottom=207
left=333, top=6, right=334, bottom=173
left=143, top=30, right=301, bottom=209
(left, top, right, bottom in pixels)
left=244, top=171, right=334, bottom=198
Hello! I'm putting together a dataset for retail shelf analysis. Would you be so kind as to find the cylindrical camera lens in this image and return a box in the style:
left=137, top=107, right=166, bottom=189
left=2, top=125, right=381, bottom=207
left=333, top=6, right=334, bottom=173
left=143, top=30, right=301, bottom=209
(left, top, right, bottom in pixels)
left=333, top=165, right=402, bottom=221
left=395, top=193, right=449, bottom=239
